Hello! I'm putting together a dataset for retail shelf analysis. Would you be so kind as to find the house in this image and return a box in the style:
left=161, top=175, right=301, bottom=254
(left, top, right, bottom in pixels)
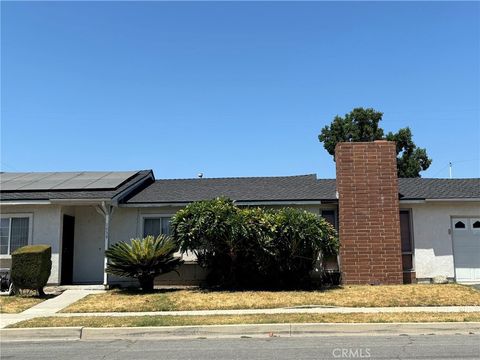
left=1, top=141, right=479, bottom=285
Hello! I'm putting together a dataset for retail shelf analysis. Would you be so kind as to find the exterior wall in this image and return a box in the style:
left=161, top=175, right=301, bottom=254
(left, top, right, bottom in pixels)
left=335, top=141, right=403, bottom=285
left=404, top=201, right=480, bottom=281
left=0, top=204, right=62, bottom=284
left=109, top=203, right=337, bottom=286
left=0, top=202, right=339, bottom=286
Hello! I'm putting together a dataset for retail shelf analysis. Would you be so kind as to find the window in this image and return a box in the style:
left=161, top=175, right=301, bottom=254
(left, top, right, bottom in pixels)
left=472, top=221, right=480, bottom=229
left=142, top=217, right=172, bottom=238
left=400, top=210, right=414, bottom=272
left=321, top=210, right=337, bottom=229
left=454, top=221, right=466, bottom=229
left=0, top=216, right=31, bottom=255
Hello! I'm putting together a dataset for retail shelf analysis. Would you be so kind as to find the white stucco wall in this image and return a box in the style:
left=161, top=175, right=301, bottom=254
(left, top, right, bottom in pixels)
left=405, top=201, right=480, bottom=280
left=107, top=204, right=337, bottom=285
left=0, top=202, right=337, bottom=285
left=0, top=204, right=62, bottom=284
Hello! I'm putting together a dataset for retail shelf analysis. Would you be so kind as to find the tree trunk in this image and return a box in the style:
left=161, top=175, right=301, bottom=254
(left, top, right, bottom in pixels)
left=138, top=276, right=155, bottom=293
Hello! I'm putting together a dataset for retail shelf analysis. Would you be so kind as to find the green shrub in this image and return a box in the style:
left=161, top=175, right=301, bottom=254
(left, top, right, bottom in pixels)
left=171, top=197, right=245, bottom=286
left=11, top=245, right=52, bottom=296
left=171, top=198, right=339, bottom=289
left=269, top=208, right=338, bottom=288
left=105, top=235, right=183, bottom=292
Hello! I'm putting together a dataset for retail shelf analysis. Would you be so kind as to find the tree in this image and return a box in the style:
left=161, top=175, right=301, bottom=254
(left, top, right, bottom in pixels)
left=105, top=235, right=183, bottom=292
left=318, top=107, right=432, bottom=177
left=171, top=197, right=339, bottom=288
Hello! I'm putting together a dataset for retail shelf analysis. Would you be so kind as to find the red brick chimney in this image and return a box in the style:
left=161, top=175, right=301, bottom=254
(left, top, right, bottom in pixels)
left=335, top=140, right=403, bottom=285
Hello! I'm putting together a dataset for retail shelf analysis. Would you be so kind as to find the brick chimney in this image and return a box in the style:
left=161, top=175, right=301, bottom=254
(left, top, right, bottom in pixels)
left=335, top=140, right=403, bottom=284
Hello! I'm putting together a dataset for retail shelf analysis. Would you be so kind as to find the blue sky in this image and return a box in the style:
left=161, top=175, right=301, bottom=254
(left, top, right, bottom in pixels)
left=1, top=2, right=479, bottom=179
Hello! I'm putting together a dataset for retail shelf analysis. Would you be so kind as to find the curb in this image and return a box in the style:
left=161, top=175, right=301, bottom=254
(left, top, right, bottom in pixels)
left=1, top=322, right=479, bottom=342
left=0, top=327, right=83, bottom=342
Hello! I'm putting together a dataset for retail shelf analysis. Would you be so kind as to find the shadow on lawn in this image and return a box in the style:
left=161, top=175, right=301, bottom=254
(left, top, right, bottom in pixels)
left=109, top=283, right=344, bottom=295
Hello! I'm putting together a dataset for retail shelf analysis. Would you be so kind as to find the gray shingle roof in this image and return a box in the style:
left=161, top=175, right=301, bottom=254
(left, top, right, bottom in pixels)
left=0, top=170, right=153, bottom=201
left=125, top=176, right=480, bottom=204
left=125, top=175, right=337, bottom=204
left=2, top=171, right=478, bottom=203
left=398, top=178, right=480, bottom=200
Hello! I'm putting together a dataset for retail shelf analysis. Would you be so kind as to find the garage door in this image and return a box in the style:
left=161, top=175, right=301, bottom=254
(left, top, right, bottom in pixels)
left=452, top=217, right=480, bottom=283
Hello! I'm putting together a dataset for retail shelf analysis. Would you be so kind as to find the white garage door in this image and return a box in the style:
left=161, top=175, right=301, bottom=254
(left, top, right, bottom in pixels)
left=452, top=217, right=480, bottom=283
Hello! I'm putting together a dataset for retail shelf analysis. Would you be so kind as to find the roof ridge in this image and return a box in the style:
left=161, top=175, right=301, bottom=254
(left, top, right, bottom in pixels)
left=154, top=174, right=318, bottom=181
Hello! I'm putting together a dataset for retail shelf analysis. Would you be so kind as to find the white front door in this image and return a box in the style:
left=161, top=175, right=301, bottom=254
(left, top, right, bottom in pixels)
left=452, top=217, right=480, bottom=283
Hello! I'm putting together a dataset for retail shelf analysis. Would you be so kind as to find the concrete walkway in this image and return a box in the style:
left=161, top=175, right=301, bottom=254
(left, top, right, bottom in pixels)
left=53, top=305, right=480, bottom=318
left=0, top=289, right=102, bottom=328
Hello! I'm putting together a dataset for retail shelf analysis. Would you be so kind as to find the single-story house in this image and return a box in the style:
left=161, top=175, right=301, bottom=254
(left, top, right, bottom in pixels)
left=1, top=141, right=479, bottom=285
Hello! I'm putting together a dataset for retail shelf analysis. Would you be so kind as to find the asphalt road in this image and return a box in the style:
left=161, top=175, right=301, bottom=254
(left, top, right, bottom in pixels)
left=1, top=334, right=479, bottom=360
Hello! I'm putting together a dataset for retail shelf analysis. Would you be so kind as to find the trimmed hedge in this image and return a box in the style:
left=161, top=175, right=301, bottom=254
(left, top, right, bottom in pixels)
left=11, top=245, right=52, bottom=296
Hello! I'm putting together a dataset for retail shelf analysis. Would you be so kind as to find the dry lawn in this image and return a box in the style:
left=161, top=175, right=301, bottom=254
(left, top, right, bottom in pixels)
left=11, top=312, right=480, bottom=328
left=0, top=296, right=45, bottom=314
left=62, top=284, right=480, bottom=313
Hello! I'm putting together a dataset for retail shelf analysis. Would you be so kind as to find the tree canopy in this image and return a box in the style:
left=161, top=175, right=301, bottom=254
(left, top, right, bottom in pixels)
left=318, top=107, right=432, bottom=177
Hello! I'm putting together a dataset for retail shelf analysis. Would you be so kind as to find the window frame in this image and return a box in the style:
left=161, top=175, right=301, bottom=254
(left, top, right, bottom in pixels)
left=139, top=214, right=174, bottom=238
left=0, top=213, right=33, bottom=258
left=453, top=219, right=467, bottom=230
left=399, top=209, right=415, bottom=273
left=471, top=219, right=480, bottom=230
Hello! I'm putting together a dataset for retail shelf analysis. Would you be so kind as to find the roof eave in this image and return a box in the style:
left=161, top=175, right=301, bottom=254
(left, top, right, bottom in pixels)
left=120, top=199, right=335, bottom=208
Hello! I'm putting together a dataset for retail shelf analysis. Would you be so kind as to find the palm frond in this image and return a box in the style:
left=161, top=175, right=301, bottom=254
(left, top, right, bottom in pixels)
left=105, top=235, right=183, bottom=280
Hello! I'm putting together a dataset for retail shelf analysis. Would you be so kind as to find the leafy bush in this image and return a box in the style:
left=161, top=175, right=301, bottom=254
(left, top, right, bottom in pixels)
left=105, top=235, right=183, bottom=292
left=269, top=208, right=338, bottom=288
left=11, top=245, right=52, bottom=296
left=171, top=198, right=245, bottom=286
left=171, top=198, right=338, bottom=288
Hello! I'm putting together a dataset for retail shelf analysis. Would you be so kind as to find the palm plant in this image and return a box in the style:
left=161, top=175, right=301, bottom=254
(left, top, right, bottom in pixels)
left=105, top=235, right=183, bottom=292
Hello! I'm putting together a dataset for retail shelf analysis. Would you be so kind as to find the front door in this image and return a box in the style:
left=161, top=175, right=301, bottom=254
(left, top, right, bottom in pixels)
left=61, top=215, right=75, bottom=285
left=452, top=217, right=480, bottom=283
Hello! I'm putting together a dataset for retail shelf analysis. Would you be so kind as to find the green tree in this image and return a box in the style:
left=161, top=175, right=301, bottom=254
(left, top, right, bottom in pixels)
left=318, top=107, right=432, bottom=177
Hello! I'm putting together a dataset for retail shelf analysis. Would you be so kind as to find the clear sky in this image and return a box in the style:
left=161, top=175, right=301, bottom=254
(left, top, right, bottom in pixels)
left=1, top=1, right=479, bottom=179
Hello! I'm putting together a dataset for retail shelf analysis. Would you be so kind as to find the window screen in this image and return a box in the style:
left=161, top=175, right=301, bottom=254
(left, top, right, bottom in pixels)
left=143, top=217, right=171, bottom=238
left=0, top=217, right=30, bottom=255
left=10, top=218, right=29, bottom=253
left=0, top=218, right=9, bottom=255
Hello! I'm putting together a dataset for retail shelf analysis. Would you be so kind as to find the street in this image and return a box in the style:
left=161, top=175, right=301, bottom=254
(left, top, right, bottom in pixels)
left=1, top=334, right=479, bottom=360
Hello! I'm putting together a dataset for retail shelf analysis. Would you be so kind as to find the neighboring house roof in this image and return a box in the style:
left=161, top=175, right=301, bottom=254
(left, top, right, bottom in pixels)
left=125, top=175, right=337, bottom=204
left=0, top=170, right=154, bottom=202
left=398, top=178, right=480, bottom=200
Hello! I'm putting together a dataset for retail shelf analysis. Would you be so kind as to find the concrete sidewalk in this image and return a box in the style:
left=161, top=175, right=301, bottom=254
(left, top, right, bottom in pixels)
left=53, top=305, right=480, bottom=318
left=0, top=289, right=102, bottom=328
left=2, top=322, right=480, bottom=342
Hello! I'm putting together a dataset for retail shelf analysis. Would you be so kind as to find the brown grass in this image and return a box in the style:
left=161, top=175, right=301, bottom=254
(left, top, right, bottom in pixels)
left=62, top=284, right=480, bottom=313
left=10, top=311, right=480, bottom=328
left=0, top=296, right=45, bottom=314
